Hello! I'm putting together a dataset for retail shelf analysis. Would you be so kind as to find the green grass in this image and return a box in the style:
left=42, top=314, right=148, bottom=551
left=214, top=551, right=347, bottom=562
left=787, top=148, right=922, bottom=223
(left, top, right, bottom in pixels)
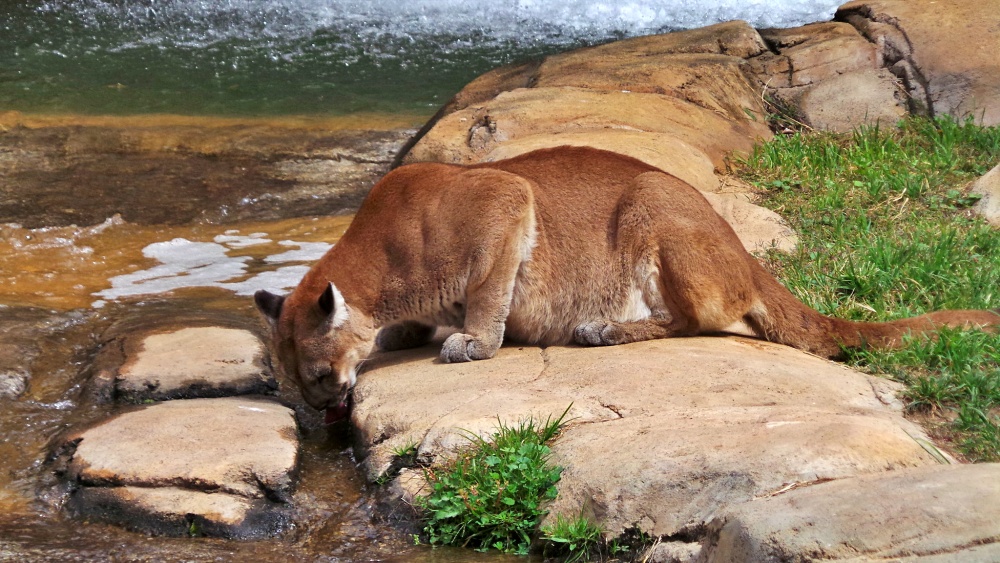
left=738, top=115, right=1000, bottom=461
left=540, top=515, right=604, bottom=562
left=416, top=406, right=571, bottom=555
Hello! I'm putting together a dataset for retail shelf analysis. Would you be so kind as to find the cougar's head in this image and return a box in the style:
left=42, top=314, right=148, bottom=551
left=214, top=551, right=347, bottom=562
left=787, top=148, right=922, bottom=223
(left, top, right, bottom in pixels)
left=255, top=282, right=376, bottom=415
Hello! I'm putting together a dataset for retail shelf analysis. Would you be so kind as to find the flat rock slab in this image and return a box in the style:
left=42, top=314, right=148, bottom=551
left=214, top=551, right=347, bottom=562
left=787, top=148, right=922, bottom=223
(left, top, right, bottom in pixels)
left=353, top=338, right=945, bottom=538
left=60, top=397, right=299, bottom=537
left=700, top=463, right=1000, bottom=562
left=112, top=326, right=276, bottom=402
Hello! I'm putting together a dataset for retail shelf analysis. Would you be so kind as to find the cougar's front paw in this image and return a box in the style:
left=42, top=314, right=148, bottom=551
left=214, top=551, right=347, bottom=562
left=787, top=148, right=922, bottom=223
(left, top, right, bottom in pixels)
left=440, top=333, right=497, bottom=363
left=573, top=321, right=622, bottom=346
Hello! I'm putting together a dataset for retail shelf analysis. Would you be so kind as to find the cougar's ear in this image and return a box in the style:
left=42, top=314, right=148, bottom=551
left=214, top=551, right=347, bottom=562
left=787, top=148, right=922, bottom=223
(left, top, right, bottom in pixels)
left=254, top=290, right=286, bottom=324
left=319, top=282, right=349, bottom=328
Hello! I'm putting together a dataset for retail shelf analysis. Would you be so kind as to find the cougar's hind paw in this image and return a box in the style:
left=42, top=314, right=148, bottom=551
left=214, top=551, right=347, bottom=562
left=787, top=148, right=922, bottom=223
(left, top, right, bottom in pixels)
left=574, top=321, right=623, bottom=346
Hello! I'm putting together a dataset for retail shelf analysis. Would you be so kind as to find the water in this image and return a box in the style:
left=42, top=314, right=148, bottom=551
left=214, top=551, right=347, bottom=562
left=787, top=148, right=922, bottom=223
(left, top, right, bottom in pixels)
left=1, top=0, right=843, bottom=117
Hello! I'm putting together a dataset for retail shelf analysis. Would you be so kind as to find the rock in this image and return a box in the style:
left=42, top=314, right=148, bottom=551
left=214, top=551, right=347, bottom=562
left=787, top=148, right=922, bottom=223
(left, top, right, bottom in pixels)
left=566, top=20, right=767, bottom=60
left=649, top=540, right=702, bottom=563
left=760, top=23, right=877, bottom=88
left=60, top=397, right=298, bottom=537
left=971, top=163, right=1000, bottom=226
left=109, top=326, right=276, bottom=402
left=752, top=22, right=905, bottom=131
left=404, top=87, right=769, bottom=172
left=354, top=338, right=945, bottom=538
left=0, top=370, right=27, bottom=399
left=700, top=192, right=798, bottom=254
left=396, top=21, right=797, bottom=255
left=838, top=0, right=1000, bottom=125
left=429, top=21, right=767, bottom=122
left=699, top=463, right=1000, bottom=562
left=798, top=69, right=906, bottom=132
left=535, top=52, right=764, bottom=122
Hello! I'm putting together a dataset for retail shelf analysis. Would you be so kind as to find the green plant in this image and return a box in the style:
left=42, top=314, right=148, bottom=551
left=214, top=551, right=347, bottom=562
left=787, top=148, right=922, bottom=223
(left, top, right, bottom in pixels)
left=541, top=515, right=604, bottom=562
left=416, top=405, right=572, bottom=554
left=738, top=115, right=1000, bottom=460
left=392, top=440, right=419, bottom=459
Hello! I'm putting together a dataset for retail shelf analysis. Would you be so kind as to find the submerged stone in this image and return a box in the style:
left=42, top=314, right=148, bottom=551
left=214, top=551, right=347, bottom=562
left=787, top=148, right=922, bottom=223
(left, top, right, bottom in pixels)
left=0, top=370, right=27, bottom=399
left=59, top=397, right=298, bottom=538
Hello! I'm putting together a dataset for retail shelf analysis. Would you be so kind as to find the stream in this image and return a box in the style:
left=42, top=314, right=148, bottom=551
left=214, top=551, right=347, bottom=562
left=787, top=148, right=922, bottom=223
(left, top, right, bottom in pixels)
left=1, top=0, right=843, bottom=560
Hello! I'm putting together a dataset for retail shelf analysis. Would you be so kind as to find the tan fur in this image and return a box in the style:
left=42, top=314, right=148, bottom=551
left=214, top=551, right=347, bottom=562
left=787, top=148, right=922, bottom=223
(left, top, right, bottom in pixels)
left=255, top=146, right=1000, bottom=411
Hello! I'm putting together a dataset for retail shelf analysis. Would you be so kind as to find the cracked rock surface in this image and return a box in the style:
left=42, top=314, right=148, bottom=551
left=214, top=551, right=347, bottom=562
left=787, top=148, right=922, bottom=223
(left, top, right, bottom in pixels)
left=352, top=338, right=945, bottom=539
left=700, top=463, right=1000, bottom=562
left=837, top=0, right=1000, bottom=126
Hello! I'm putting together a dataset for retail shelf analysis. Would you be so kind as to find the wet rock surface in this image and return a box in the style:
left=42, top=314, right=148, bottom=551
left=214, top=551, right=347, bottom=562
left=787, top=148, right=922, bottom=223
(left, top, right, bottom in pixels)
left=0, top=115, right=415, bottom=229
left=58, top=396, right=299, bottom=538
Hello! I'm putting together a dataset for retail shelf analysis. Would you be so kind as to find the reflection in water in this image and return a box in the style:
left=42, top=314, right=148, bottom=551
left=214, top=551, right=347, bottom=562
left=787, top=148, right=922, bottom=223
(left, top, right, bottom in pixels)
left=92, top=233, right=332, bottom=306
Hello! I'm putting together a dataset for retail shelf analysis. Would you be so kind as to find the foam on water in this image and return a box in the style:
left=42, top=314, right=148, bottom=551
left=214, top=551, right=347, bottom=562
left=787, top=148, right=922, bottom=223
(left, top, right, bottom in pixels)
left=40, top=0, right=842, bottom=51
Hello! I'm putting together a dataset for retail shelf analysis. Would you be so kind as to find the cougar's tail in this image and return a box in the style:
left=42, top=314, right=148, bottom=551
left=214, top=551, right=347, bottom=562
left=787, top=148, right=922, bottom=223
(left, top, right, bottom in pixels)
left=742, top=260, right=1000, bottom=359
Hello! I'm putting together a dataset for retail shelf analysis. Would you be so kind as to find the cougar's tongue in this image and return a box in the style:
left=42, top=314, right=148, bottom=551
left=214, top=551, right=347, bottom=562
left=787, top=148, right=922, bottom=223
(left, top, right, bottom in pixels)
left=325, top=401, right=350, bottom=424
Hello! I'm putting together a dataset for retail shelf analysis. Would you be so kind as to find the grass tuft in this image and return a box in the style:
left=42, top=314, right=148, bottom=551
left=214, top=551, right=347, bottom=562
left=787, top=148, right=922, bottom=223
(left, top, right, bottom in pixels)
left=738, top=115, right=1000, bottom=460
left=540, top=515, right=604, bottom=562
left=416, top=405, right=572, bottom=555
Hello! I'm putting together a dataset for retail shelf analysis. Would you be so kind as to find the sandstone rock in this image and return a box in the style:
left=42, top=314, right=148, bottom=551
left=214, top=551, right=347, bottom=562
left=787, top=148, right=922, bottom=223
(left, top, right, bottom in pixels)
left=700, top=463, right=1000, bottom=562
left=354, top=338, right=944, bottom=538
left=701, top=192, right=798, bottom=254
left=569, top=20, right=767, bottom=60
left=396, top=21, right=792, bottom=258
left=535, top=53, right=764, bottom=123
left=60, top=397, right=298, bottom=537
left=429, top=20, right=767, bottom=122
left=752, top=22, right=905, bottom=132
left=760, top=23, right=877, bottom=88
left=838, top=0, right=1000, bottom=125
left=404, top=87, right=769, bottom=172
left=798, top=68, right=906, bottom=132
left=971, top=163, right=1000, bottom=227
left=111, top=326, right=275, bottom=402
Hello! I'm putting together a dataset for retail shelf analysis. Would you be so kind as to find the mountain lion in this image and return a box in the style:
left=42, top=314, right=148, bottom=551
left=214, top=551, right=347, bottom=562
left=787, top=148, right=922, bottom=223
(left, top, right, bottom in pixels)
left=255, top=146, right=999, bottom=418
